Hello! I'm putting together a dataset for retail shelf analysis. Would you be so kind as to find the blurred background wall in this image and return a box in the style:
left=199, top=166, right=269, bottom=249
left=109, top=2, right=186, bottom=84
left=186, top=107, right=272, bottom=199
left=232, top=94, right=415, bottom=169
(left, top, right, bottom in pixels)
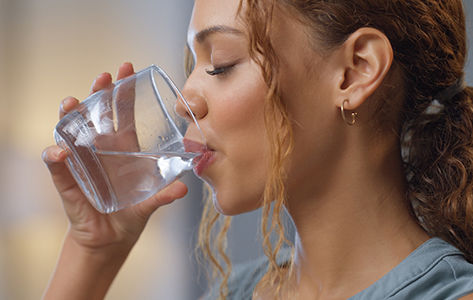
left=0, top=1, right=204, bottom=299
left=0, top=1, right=473, bottom=300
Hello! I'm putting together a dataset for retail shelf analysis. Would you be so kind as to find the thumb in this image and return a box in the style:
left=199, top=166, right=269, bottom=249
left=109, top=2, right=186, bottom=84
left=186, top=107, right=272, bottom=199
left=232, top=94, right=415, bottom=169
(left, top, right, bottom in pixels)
left=42, top=145, right=77, bottom=195
left=134, top=180, right=188, bottom=218
left=42, top=145, right=91, bottom=207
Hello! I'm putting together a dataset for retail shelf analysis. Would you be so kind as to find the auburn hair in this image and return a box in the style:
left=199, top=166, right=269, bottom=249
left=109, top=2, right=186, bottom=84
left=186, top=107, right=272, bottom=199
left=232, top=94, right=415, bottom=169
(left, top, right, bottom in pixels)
left=191, top=0, right=473, bottom=298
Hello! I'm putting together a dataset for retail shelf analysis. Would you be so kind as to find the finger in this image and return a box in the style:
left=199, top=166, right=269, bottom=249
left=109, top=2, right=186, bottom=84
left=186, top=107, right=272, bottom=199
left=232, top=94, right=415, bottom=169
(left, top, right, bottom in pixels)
left=116, top=62, right=135, bottom=80
left=90, top=72, right=112, bottom=95
left=42, top=145, right=79, bottom=195
left=42, top=146, right=95, bottom=216
left=59, top=96, right=80, bottom=119
left=89, top=72, right=114, bottom=137
left=114, top=66, right=137, bottom=136
left=135, top=181, right=188, bottom=219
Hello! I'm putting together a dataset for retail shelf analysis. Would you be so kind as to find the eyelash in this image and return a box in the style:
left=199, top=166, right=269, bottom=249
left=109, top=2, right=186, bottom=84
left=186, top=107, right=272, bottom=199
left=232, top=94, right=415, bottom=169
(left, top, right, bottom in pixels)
left=205, top=64, right=235, bottom=77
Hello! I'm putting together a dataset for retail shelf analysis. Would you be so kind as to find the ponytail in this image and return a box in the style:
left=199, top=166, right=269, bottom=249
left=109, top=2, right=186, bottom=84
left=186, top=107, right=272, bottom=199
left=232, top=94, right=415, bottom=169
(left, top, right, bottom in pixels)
left=403, top=86, right=473, bottom=262
left=243, top=0, right=473, bottom=263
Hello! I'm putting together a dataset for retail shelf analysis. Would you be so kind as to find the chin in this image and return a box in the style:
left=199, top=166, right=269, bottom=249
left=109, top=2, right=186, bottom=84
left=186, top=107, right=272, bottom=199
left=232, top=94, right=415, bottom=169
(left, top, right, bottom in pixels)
left=211, top=189, right=263, bottom=216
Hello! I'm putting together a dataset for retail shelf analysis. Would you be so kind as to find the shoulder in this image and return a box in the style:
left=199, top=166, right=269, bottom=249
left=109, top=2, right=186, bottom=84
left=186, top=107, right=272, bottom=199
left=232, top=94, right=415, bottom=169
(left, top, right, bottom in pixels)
left=428, top=253, right=473, bottom=295
left=201, top=248, right=292, bottom=300
left=228, top=248, right=292, bottom=298
left=201, top=256, right=268, bottom=300
left=389, top=238, right=473, bottom=299
left=227, top=255, right=270, bottom=297
left=351, top=238, right=473, bottom=300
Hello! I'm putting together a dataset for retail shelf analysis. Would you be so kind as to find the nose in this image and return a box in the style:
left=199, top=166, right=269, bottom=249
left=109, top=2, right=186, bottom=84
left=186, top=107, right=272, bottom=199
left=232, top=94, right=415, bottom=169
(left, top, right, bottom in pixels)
left=176, top=80, right=208, bottom=122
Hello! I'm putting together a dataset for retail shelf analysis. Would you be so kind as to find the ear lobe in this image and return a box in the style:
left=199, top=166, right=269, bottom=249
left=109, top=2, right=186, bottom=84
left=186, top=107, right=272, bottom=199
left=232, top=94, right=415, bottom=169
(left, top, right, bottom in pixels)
left=337, top=28, right=393, bottom=110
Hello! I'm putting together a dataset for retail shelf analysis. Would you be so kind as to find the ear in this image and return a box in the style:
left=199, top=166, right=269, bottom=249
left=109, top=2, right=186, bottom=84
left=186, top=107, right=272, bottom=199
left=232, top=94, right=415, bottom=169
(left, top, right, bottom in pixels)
left=335, top=28, right=393, bottom=110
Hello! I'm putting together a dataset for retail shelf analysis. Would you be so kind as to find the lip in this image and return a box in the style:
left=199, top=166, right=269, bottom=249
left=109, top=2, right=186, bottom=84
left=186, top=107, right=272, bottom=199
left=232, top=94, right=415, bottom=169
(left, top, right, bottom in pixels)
left=183, top=138, right=208, bottom=153
left=183, top=138, right=217, bottom=176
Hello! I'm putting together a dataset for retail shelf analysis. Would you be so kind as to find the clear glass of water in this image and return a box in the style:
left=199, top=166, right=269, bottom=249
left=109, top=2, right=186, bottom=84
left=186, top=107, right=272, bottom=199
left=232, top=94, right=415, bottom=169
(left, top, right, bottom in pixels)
left=54, top=65, right=205, bottom=213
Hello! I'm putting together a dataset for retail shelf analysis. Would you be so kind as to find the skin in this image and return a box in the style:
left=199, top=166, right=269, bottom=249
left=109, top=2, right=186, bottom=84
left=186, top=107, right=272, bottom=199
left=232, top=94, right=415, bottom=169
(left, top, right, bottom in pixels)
left=186, top=1, right=429, bottom=299
left=182, top=0, right=269, bottom=215
left=42, top=64, right=188, bottom=300
left=42, top=0, right=473, bottom=299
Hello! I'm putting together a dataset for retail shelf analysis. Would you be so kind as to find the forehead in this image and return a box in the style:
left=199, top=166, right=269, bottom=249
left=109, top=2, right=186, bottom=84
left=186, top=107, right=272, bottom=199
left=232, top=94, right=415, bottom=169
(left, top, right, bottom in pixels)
left=188, top=0, right=244, bottom=44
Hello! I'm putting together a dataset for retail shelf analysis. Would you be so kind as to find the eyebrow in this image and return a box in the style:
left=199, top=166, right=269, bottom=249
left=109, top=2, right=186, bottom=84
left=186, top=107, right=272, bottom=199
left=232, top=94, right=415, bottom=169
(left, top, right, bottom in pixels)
left=195, top=25, right=244, bottom=43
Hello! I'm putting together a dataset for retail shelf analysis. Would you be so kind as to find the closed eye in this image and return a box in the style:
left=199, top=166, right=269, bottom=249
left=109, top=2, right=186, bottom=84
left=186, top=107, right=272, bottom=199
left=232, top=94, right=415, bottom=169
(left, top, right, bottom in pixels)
left=205, top=64, right=235, bottom=76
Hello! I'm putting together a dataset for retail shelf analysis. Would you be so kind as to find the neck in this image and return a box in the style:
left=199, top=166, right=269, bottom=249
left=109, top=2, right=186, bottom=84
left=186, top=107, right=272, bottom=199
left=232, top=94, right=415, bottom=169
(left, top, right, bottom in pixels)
left=284, top=136, right=429, bottom=299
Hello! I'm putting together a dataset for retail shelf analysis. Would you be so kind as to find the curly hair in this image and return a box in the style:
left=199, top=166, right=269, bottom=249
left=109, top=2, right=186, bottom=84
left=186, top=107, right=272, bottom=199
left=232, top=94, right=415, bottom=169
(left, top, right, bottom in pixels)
left=192, top=0, right=473, bottom=298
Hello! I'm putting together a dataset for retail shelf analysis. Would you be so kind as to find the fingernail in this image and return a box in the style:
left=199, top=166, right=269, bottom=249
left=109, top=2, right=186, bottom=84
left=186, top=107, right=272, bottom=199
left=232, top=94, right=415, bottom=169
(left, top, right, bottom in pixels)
left=123, top=62, right=134, bottom=72
left=92, top=73, right=106, bottom=84
left=60, top=99, right=67, bottom=111
left=65, top=97, right=75, bottom=106
left=54, top=148, right=65, bottom=159
left=60, top=98, right=74, bottom=112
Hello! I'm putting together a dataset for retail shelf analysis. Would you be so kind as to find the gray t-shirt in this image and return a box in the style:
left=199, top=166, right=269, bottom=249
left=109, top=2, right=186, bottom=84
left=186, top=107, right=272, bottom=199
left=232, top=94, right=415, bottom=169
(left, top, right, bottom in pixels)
left=203, top=238, right=473, bottom=299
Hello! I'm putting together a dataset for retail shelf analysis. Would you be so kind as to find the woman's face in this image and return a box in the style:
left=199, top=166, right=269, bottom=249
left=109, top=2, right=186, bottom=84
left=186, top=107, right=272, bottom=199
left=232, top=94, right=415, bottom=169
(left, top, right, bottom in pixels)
left=183, top=0, right=339, bottom=215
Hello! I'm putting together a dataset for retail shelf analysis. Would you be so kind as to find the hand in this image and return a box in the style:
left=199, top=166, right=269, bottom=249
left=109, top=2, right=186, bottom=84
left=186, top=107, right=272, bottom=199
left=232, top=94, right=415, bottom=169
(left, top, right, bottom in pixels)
left=42, top=62, right=188, bottom=254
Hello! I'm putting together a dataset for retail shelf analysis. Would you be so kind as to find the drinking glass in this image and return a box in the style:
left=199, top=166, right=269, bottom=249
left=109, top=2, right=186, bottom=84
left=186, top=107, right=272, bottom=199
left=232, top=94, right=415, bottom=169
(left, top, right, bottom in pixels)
left=54, top=65, right=205, bottom=213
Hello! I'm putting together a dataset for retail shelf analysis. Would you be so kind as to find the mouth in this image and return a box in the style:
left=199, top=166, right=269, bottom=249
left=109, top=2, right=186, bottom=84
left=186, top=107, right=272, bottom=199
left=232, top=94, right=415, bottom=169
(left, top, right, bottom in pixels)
left=183, top=138, right=217, bottom=176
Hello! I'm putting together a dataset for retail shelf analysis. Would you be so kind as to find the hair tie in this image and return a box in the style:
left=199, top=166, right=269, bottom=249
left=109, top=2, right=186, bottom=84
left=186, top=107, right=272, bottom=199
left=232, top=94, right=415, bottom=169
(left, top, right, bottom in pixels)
left=433, top=76, right=466, bottom=103
left=423, top=77, right=466, bottom=115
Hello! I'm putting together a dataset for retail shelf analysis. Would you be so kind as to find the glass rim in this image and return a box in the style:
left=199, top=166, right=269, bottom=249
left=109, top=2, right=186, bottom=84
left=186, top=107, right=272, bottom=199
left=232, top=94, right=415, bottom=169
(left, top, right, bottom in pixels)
left=128, top=65, right=206, bottom=144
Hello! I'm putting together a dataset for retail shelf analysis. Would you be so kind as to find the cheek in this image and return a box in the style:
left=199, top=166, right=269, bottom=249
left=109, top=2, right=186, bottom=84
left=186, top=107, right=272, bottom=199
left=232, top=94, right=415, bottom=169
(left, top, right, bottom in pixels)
left=277, top=59, right=342, bottom=198
left=212, top=66, right=268, bottom=158
left=214, top=76, right=265, bottom=127
left=207, top=66, right=269, bottom=214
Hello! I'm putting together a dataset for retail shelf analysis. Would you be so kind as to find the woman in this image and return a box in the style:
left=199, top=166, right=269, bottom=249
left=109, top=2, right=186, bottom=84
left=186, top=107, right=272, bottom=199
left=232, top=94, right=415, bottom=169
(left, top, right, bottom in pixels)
left=42, top=0, right=473, bottom=299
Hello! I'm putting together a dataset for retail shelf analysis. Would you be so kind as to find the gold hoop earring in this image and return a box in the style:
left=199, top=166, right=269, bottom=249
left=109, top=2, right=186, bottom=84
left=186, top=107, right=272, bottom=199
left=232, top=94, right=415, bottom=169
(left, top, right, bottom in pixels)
left=341, top=99, right=358, bottom=126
